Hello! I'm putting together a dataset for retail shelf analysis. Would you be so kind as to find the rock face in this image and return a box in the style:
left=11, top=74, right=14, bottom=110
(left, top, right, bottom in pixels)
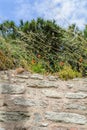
left=65, top=92, right=87, bottom=99
left=42, top=89, right=63, bottom=98
left=0, top=71, right=87, bottom=130
left=0, top=84, right=25, bottom=94
left=0, top=111, right=30, bottom=122
left=45, top=112, right=87, bottom=125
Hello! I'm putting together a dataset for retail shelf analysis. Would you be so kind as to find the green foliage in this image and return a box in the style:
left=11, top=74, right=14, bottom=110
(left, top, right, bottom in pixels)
left=0, top=18, right=87, bottom=79
left=58, top=65, right=82, bottom=80
left=82, top=62, right=87, bottom=76
left=0, top=50, right=14, bottom=70
left=31, top=62, right=46, bottom=74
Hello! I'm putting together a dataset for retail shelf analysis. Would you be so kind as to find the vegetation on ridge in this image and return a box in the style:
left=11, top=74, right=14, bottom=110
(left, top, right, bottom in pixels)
left=0, top=18, right=87, bottom=79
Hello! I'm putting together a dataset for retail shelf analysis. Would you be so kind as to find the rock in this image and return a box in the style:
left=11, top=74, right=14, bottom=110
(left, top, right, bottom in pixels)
left=14, top=127, right=27, bottom=130
left=27, top=80, right=58, bottom=88
left=34, top=113, right=42, bottom=122
left=51, top=126, right=68, bottom=130
left=67, top=83, right=74, bottom=88
left=0, top=111, right=30, bottom=122
left=47, top=76, right=57, bottom=81
left=78, top=86, right=87, bottom=92
left=0, top=84, right=25, bottom=94
left=69, top=128, right=79, bottom=130
left=42, top=89, right=62, bottom=98
left=28, top=127, right=48, bottom=130
left=65, top=104, right=87, bottom=110
left=0, top=100, right=4, bottom=106
left=45, top=111, right=87, bottom=125
left=40, top=123, right=49, bottom=127
left=12, top=97, right=35, bottom=106
left=30, top=74, right=44, bottom=80
left=72, top=78, right=81, bottom=81
left=16, top=74, right=29, bottom=79
left=65, top=92, right=87, bottom=99
left=0, top=71, right=87, bottom=128
left=12, top=97, right=48, bottom=108
left=0, top=128, right=5, bottom=130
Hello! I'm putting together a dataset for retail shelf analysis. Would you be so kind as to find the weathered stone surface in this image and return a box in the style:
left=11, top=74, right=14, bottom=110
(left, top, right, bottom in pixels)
left=65, top=104, right=87, bottom=110
left=0, top=111, right=30, bottom=122
left=13, top=97, right=35, bottom=106
left=0, top=84, right=25, bottom=94
left=67, top=83, right=74, bottom=88
left=30, top=74, right=44, bottom=80
left=28, top=127, right=48, bottom=130
left=51, top=126, right=68, bottom=130
left=40, top=123, right=49, bottom=127
left=42, top=89, right=62, bottom=98
left=27, top=80, right=58, bottom=88
left=0, top=128, right=5, bottom=130
left=65, top=92, right=87, bottom=99
left=16, top=74, right=29, bottom=79
left=14, top=127, right=27, bottom=130
left=0, top=100, right=4, bottom=107
left=45, top=111, right=87, bottom=124
left=0, top=71, right=87, bottom=129
left=51, top=127, right=86, bottom=130
left=12, top=97, right=48, bottom=107
left=72, top=78, right=81, bottom=81
left=34, top=113, right=42, bottom=122
left=47, top=76, right=57, bottom=81
left=78, top=86, right=87, bottom=92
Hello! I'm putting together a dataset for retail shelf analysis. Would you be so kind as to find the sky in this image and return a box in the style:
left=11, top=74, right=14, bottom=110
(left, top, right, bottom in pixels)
left=0, top=0, right=87, bottom=29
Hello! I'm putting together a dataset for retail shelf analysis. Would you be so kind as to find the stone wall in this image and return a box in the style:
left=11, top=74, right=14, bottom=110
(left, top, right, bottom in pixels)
left=0, top=71, right=87, bottom=130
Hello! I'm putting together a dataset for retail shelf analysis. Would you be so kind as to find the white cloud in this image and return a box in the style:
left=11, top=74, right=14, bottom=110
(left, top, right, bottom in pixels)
left=14, top=0, right=87, bottom=29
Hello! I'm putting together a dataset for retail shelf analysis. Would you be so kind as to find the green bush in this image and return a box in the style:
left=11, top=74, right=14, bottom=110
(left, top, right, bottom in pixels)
left=0, top=50, right=14, bottom=70
left=58, top=65, right=82, bottom=80
left=0, top=19, right=87, bottom=80
left=82, top=62, right=87, bottom=76
left=31, top=61, right=46, bottom=74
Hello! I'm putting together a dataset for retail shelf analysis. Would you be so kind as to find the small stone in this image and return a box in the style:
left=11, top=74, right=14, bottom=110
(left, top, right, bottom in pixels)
left=0, top=111, right=30, bottom=122
left=12, top=97, right=48, bottom=107
left=65, top=92, right=87, bottom=99
left=28, top=126, right=48, bottom=130
left=0, top=128, right=5, bottom=130
left=34, top=113, right=42, bottom=122
left=51, top=126, right=68, bottom=130
left=0, top=84, right=25, bottom=94
left=30, top=74, right=44, bottom=80
left=13, top=97, right=35, bottom=106
left=65, top=104, right=87, bottom=110
left=27, top=80, right=58, bottom=88
left=42, top=89, right=62, bottom=98
left=73, top=78, right=81, bottom=81
left=79, top=87, right=87, bottom=92
left=48, top=76, right=57, bottom=81
left=67, top=83, right=74, bottom=88
left=40, top=123, right=49, bottom=127
left=14, top=127, right=27, bottom=130
left=16, top=75, right=29, bottom=79
left=45, top=111, right=87, bottom=125
left=0, top=100, right=4, bottom=107
left=70, top=128, right=78, bottom=130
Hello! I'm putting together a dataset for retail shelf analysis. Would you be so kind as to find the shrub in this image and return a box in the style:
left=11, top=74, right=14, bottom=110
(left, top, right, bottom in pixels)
left=0, top=50, right=14, bottom=70
left=58, top=65, right=82, bottom=80
left=82, top=62, right=87, bottom=76
left=31, top=61, right=46, bottom=74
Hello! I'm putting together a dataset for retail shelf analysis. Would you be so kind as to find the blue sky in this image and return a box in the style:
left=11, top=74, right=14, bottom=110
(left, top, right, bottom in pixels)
left=0, top=0, right=87, bottom=29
